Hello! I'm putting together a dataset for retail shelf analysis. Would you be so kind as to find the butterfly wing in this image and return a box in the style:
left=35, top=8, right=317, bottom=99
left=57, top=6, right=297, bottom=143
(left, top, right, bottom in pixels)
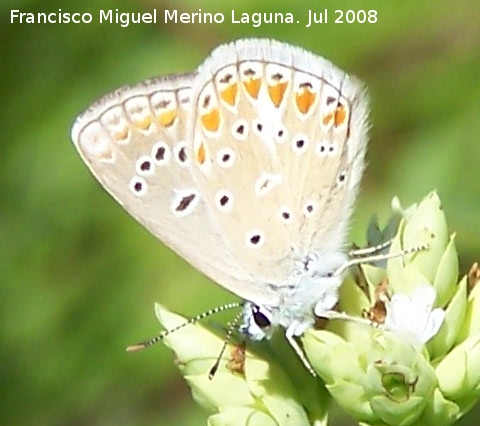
left=71, top=74, right=256, bottom=290
left=188, top=39, right=369, bottom=296
left=71, top=39, right=370, bottom=308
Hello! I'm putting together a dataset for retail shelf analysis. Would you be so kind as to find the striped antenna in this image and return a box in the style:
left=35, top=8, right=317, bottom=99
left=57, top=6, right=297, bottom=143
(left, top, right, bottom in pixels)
left=335, top=243, right=429, bottom=277
left=208, top=308, right=245, bottom=379
left=126, top=302, right=243, bottom=352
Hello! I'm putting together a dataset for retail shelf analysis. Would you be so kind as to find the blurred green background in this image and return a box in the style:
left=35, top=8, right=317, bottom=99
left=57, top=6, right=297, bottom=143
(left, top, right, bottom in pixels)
left=2, top=0, right=479, bottom=424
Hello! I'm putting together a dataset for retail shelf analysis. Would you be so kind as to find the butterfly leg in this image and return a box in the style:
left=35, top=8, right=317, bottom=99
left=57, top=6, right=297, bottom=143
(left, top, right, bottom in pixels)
left=285, top=323, right=317, bottom=377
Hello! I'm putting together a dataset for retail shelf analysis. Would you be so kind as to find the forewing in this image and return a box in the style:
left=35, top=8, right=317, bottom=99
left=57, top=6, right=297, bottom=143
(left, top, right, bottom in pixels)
left=189, top=39, right=369, bottom=289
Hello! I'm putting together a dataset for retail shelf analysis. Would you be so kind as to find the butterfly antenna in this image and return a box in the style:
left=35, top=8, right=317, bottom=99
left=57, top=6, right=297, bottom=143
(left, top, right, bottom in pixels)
left=208, top=308, right=245, bottom=380
left=335, top=243, right=429, bottom=276
left=349, top=238, right=394, bottom=256
left=126, top=302, right=242, bottom=352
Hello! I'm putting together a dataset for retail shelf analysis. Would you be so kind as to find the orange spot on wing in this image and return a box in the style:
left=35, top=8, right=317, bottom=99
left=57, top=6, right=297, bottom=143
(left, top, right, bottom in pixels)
left=158, top=110, right=176, bottom=127
left=322, top=113, right=333, bottom=126
left=201, top=108, right=220, bottom=132
left=220, top=83, right=238, bottom=106
left=113, top=126, right=129, bottom=141
left=295, top=88, right=316, bottom=114
left=133, top=115, right=152, bottom=130
left=243, top=78, right=261, bottom=99
left=268, top=82, right=288, bottom=108
left=334, top=104, right=347, bottom=127
left=196, top=142, right=206, bottom=165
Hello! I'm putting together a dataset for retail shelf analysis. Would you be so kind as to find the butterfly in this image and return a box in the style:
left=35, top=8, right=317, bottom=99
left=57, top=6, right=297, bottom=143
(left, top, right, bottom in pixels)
left=71, top=38, right=369, bottom=373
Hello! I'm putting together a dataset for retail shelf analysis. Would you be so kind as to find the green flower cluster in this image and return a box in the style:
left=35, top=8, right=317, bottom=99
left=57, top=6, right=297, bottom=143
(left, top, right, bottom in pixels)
left=156, top=304, right=327, bottom=425
left=153, top=192, right=479, bottom=425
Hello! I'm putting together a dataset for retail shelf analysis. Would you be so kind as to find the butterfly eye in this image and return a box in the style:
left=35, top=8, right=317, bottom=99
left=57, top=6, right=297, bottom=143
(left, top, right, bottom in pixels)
left=252, top=305, right=271, bottom=329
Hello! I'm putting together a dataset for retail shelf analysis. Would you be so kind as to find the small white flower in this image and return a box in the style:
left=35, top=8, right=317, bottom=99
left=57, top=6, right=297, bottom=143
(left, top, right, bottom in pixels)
left=384, top=284, right=446, bottom=348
